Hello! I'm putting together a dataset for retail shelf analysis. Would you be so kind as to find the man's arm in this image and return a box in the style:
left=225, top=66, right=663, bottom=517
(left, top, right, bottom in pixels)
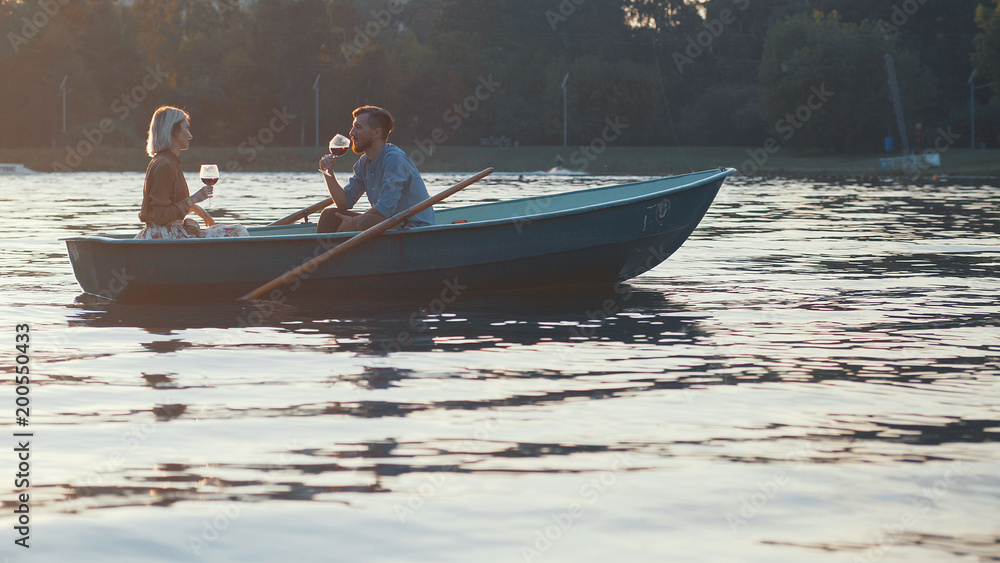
left=336, top=207, right=386, bottom=232
left=319, top=155, right=350, bottom=210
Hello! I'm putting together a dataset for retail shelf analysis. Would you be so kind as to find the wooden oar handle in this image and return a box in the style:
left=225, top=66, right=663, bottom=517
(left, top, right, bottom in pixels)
left=239, top=168, right=493, bottom=302
left=268, top=197, right=335, bottom=226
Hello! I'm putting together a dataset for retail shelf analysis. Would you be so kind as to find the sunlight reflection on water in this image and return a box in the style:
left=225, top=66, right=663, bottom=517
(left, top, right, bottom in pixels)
left=1, top=171, right=999, bottom=561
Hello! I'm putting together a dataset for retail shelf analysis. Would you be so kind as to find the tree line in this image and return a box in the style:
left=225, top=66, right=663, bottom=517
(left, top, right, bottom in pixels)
left=1, top=0, right=998, bottom=157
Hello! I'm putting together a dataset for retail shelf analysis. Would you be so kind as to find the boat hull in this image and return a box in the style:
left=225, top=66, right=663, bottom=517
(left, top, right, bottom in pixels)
left=65, top=169, right=734, bottom=302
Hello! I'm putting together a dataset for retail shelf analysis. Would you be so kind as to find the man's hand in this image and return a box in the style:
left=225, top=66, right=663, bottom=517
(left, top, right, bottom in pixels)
left=335, top=212, right=360, bottom=232
left=319, top=154, right=336, bottom=176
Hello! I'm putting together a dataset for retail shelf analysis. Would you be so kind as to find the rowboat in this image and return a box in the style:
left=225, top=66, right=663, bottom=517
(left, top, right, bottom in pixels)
left=64, top=168, right=736, bottom=302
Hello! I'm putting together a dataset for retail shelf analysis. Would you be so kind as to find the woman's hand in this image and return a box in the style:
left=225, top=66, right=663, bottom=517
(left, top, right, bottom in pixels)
left=182, top=218, right=202, bottom=236
left=192, top=204, right=215, bottom=227
left=192, top=185, right=214, bottom=203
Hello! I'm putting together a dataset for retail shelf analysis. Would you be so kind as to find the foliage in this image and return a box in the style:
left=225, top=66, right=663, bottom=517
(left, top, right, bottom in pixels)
left=974, top=0, right=1000, bottom=103
left=760, top=12, right=936, bottom=152
left=0, top=0, right=992, bottom=153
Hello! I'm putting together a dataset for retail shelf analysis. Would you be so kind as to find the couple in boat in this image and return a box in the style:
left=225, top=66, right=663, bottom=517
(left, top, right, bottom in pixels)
left=135, top=105, right=433, bottom=239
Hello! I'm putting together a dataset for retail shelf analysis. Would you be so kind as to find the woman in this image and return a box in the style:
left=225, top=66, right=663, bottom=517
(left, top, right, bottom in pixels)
left=135, top=106, right=248, bottom=239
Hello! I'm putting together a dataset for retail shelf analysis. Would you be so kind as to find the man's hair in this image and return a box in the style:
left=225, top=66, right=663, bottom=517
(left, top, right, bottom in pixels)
left=353, top=106, right=394, bottom=140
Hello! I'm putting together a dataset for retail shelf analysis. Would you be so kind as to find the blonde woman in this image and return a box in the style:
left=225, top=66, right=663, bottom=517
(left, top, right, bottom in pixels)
left=135, top=106, right=248, bottom=239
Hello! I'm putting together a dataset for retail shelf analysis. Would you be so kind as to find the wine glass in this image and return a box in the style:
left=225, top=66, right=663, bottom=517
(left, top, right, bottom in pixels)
left=329, top=134, right=351, bottom=157
left=200, top=164, right=219, bottom=207
left=319, top=135, right=350, bottom=177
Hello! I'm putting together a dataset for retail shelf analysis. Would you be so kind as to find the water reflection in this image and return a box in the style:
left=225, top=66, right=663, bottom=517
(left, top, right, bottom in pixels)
left=5, top=174, right=999, bottom=561
left=68, top=285, right=707, bottom=354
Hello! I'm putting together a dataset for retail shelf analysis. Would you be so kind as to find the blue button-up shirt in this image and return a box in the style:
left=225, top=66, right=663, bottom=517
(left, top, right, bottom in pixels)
left=343, top=144, right=435, bottom=227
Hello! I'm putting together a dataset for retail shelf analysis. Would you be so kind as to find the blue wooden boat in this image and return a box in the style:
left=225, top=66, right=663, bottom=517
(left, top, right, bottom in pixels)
left=64, top=168, right=736, bottom=302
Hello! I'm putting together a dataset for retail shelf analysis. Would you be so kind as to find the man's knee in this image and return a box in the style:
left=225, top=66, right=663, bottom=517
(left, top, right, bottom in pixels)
left=316, top=209, right=342, bottom=233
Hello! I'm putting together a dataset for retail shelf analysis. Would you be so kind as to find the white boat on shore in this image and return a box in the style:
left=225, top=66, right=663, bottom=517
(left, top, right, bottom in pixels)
left=0, top=164, right=36, bottom=174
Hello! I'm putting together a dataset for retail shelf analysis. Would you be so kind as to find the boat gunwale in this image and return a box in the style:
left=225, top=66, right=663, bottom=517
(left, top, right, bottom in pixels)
left=62, top=168, right=734, bottom=244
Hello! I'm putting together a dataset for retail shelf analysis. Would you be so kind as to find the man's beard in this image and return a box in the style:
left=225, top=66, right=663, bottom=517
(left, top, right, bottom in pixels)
left=351, top=137, right=369, bottom=154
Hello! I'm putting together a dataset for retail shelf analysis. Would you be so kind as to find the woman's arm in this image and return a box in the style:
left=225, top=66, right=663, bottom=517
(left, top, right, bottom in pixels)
left=143, top=160, right=213, bottom=223
left=191, top=204, right=215, bottom=227
left=143, top=160, right=188, bottom=224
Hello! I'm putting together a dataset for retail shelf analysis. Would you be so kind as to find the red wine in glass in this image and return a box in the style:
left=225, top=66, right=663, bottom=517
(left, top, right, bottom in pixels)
left=200, top=164, right=219, bottom=206
left=329, top=134, right=350, bottom=157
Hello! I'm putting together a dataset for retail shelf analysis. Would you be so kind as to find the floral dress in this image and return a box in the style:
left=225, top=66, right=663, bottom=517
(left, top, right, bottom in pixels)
left=134, top=221, right=249, bottom=240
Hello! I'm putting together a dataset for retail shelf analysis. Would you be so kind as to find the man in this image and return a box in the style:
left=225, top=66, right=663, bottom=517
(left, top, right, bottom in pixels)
left=316, top=106, right=435, bottom=233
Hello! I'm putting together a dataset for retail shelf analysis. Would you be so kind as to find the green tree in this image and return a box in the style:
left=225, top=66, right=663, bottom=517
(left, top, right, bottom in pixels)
left=0, top=0, right=144, bottom=149
left=623, top=0, right=701, bottom=30
left=974, top=0, right=1000, bottom=103
left=759, top=12, right=936, bottom=152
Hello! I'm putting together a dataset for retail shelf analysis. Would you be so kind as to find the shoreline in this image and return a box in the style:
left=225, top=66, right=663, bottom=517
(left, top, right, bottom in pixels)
left=2, top=146, right=998, bottom=178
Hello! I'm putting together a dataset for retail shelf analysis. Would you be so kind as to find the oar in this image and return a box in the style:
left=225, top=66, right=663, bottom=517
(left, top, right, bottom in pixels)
left=239, top=168, right=494, bottom=302
left=268, top=197, right=334, bottom=226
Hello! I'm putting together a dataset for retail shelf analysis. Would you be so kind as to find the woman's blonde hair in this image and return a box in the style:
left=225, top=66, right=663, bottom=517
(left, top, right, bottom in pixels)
left=146, top=106, right=190, bottom=157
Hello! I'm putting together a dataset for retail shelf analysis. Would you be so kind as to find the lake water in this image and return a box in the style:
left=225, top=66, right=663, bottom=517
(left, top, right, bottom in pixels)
left=1, top=171, right=998, bottom=562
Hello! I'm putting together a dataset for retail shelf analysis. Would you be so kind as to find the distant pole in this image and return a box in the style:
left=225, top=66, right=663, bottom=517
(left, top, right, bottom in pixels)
left=561, top=73, right=569, bottom=147
left=59, top=75, right=68, bottom=133
left=884, top=54, right=909, bottom=155
left=969, top=70, right=976, bottom=150
left=313, top=74, right=321, bottom=148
